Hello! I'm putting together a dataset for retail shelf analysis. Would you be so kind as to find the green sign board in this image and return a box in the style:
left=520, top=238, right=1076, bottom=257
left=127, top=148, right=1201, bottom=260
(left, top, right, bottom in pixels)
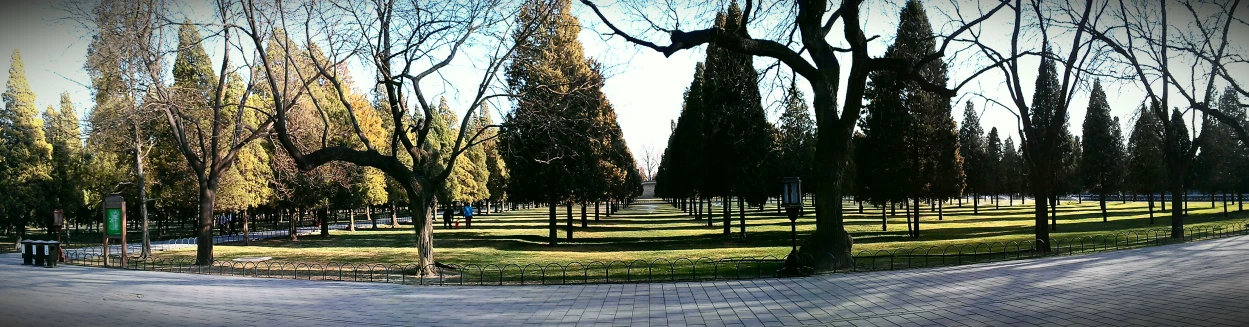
left=106, top=208, right=123, bottom=237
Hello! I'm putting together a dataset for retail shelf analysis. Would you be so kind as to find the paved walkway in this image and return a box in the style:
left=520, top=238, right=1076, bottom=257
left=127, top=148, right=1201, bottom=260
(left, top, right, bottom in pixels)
left=3, top=236, right=1248, bottom=327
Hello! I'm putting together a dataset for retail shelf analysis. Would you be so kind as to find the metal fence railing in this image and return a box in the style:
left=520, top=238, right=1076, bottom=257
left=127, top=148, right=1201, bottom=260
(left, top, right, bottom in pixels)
left=60, top=219, right=1249, bottom=286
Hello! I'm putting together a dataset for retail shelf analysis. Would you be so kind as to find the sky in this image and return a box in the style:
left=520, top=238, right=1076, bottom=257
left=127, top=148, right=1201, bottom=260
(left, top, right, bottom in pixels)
left=2, top=0, right=1246, bottom=171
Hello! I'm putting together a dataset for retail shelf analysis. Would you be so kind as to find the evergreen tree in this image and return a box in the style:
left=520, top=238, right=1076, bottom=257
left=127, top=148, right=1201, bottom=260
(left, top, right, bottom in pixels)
left=0, top=49, right=53, bottom=240
left=1127, top=103, right=1166, bottom=220
left=985, top=127, right=1003, bottom=208
left=478, top=104, right=509, bottom=212
left=776, top=81, right=816, bottom=194
left=1001, top=137, right=1023, bottom=204
left=1080, top=81, right=1124, bottom=221
left=504, top=0, right=617, bottom=243
left=959, top=102, right=987, bottom=212
left=655, top=63, right=706, bottom=214
left=699, top=2, right=774, bottom=236
left=859, top=0, right=961, bottom=237
left=1196, top=88, right=1242, bottom=215
left=43, top=93, right=87, bottom=228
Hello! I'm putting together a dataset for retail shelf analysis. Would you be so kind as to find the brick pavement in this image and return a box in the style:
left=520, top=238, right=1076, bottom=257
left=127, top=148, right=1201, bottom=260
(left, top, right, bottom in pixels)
left=2, top=235, right=1248, bottom=326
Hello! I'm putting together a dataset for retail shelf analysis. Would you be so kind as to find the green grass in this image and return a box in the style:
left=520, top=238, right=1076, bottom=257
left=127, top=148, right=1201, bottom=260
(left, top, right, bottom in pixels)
left=148, top=197, right=1249, bottom=268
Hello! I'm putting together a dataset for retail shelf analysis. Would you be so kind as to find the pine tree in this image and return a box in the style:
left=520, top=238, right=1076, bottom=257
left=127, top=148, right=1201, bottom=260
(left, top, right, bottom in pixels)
left=478, top=104, right=509, bottom=212
left=985, top=127, right=1003, bottom=208
left=0, top=49, right=53, bottom=240
left=1127, top=103, right=1165, bottom=221
left=504, top=0, right=609, bottom=243
left=699, top=2, right=774, bottom=236
left=655, top=63, right=706, bottom=215
left=959, top=102, right=987, bottom=212
left=43, top=93, right=87, bottom=228
left=1080, top=81, right=1124, bottom=221
left=777, top=81, right=816, bottom=195
left=1195, top=88, right=1241, bottom=216
left=1001, top=137, right=1023, bottom=204
left=859, top=0, right=962, bottom=237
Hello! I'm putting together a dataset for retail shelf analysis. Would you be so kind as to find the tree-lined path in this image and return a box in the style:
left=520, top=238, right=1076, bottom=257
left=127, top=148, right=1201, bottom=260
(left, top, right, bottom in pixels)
left=4, top=235, right=1248, bottom=326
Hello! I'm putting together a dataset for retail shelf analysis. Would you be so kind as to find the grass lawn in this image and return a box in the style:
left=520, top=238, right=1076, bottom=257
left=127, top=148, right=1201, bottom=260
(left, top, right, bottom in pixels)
left=149, top=197, right=1249, bottom=268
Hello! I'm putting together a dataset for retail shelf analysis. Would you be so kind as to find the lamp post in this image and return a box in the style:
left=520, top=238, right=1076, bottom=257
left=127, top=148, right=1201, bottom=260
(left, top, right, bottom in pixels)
left=781, top=177, right=803, bottom=275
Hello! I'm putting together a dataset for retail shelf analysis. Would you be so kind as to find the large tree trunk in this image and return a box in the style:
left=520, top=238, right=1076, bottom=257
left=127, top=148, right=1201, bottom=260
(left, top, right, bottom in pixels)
left=242, top=210, right=250, bottom=246
left=407, top=191, right=435, bottom=276
left=390, top=203, right=400, bottom=228
left=737, top=196, right=745, bottom=241
left=1148, top=193, right=1155, bottom=224
left=548, top=199, right=557, bottom=245
left=973, top=193, right=979, bottom=214
left=135, top=121, right=152, bottom=259
left=348, top=207, right=357, bottom=232
left=194, top=183, right=217, bottom=266
left=905, top=199, right=913, bottom=235
left=1050, top=195, right=1058, bottom=231
left=1030, top=170, right=1052, bottom=253
left=369, top=205, right=377, bottom=229
left=1223, top=191, right=1229, bottom=217
left=881, top=205, right=887, bottom=231
left=287, top=208, right=298, bottom=241
left=1099, top=192, right=1107, bottom=222
left=912, top=198, right=921, bottom=238
left=705, top=198, right=712, bottom=227
left=319, top=208, right=329, bottom=237
left=1169, top=170, right=1185, bottom=240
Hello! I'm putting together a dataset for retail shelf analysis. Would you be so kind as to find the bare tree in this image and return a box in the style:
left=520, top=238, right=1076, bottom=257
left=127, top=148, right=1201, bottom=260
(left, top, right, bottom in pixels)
left=234, top=0, right=549, bottom=273
left=81, top=0, right=281, bottom=265
left=956, top=0, right=1110, bottom=252
left=579, top=0, right=1010, bottom=267
left=1084, top=0, right=1247, bottom=238
left=640, top=144, right=659, bottom=181
left=69, top=0, right=165, bottom=258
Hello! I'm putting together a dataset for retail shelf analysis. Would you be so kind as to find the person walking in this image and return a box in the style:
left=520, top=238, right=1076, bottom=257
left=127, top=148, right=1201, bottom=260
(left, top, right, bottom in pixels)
left=443, top=207, right=453, bottom=228
left=217, top=214, right=228, bottom=236
left=462, top=203, right=474, bottom=228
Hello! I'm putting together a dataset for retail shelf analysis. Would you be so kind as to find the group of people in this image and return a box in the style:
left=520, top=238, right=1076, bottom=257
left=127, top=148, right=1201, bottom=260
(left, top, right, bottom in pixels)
left=216, top=213, right=240, bottom=236
left=442, top=204, right=475, bottom=229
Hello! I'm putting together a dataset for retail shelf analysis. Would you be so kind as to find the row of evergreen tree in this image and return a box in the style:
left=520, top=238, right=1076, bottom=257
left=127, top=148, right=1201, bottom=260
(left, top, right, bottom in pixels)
left=653, top=0, right=1249, bottom=239
left=502, top=0, right=645, bottom=245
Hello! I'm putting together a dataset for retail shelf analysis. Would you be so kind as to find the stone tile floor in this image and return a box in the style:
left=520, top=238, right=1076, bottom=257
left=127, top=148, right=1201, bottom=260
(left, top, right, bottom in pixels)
left=2, top=235, right=1247, bottom=326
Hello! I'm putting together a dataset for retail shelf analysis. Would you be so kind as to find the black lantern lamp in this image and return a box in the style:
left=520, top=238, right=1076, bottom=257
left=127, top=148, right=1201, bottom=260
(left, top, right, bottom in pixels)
left=781, top=177, right=803, bottom=275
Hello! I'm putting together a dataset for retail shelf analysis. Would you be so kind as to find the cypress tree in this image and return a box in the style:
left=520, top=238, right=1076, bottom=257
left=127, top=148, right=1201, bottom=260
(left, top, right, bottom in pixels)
left=959, top=102, right=986, bottom=212
left=0, top=49, right=53, bottom=240
left=1080, top=81, right=1124, bottom=221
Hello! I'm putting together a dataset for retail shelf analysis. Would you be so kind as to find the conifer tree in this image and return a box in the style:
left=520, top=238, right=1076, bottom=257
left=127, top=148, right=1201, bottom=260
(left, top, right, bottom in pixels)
left=777, top=81, right=816, bottom=197
left=860, top=0, right=962, bottom=237
left=0, top=49, right=52, bottom=241
left=699, top=2, right=773, bottom=236
left=985, top=127, right=1003, bottom=208
left=1001, top=137, right=1023, bottom=204
left=43, top=93, right=87, bottom=228
left=1080, top=81, right=1124, bottom=221
left=959, top=102, right=986, bottom=212
left=1196, top=88, right=1242, bottom=215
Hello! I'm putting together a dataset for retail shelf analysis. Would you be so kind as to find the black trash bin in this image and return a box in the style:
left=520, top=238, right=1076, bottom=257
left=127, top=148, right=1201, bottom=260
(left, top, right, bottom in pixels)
left=32, top=241, right=47, bottom=266
left=45, top=241, right=60, bottom=268
left=21, top=240, right=33, bottom=265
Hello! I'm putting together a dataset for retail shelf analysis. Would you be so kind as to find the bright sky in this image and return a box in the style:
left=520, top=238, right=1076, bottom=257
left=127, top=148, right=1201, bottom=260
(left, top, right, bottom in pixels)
left=2, top=0, right=1244, bottom=166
